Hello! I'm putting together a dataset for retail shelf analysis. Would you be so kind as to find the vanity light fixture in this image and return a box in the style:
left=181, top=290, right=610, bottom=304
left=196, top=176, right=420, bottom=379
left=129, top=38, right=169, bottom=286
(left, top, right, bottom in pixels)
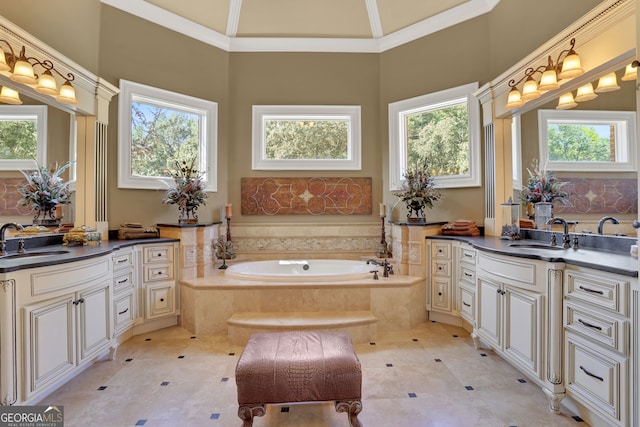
left=556, top=92, right=578, bottom=110
left=621, top=62, right=637, bottom=81
left=0, top=39, right=78, bottom=105
left=595, top=72, right=620, bottom=93
left=506, top=38, right=584, bottom=110
left=573, top=82, right=597, bottom=102
left=0, top=86, right=21, bottom=104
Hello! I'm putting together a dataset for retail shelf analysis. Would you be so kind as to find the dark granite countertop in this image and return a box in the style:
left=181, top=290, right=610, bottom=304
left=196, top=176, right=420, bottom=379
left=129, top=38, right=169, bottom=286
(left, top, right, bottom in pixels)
left=428, top=234, right=638, bottom=278
left=0, top=237, right=179, bottom=273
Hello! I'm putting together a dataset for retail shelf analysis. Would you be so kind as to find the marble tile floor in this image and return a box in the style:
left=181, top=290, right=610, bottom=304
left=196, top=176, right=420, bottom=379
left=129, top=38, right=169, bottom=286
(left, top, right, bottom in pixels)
left=37, top=321, right=585, bottom=427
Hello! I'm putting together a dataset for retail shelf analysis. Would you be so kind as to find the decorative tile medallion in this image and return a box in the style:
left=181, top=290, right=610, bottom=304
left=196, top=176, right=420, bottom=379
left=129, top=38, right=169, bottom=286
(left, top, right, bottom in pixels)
left=554, top=178, right=637, bottom=215
left=0, top=177, right=31, bottom=216
left=241, top=177, right=372, bottom=215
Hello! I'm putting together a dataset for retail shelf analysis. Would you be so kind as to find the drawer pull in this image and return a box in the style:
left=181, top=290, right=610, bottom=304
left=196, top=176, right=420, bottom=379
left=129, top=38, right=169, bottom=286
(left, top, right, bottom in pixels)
left=580, top=365, right=604, bottom=382
left=464, top=253, right=473, bottom=258
left=464, top=272, right=472, bottom=277
left=117, top=278, right=129, bottom=284
left=463, top=302, right=471, bottom=307
left=578, top=318, right=602, bottom=330
left=118, top=308, right=129, bottom=315
left=579, top=285, right=603, bottom=295
left=117, top=258, right=128, bottom=263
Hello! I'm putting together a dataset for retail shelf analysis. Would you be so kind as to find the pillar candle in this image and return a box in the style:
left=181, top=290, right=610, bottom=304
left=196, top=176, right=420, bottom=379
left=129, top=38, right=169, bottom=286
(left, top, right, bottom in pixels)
left=225, top=204, right=232, bottom=218
left=379, top=203, right=386, bottom=217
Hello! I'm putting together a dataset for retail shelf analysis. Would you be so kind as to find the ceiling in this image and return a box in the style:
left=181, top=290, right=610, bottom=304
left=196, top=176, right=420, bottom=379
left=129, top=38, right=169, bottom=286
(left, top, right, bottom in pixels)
left=101, top=0, right=501, bottom=53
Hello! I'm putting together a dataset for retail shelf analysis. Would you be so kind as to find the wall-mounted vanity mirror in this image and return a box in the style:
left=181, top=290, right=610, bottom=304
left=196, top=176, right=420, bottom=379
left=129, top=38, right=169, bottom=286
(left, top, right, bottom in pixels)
left=0, top=91, right=76, bottom=226
left=514, top=64, right=637, bottom=236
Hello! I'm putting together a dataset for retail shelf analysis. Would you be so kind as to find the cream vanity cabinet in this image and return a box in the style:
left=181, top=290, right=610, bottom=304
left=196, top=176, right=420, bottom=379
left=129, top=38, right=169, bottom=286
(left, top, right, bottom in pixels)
left=133, top=242, right=180, bottom=334
left=18, top=255, right=114, bottom=404
left=457, top=243, right=476, bottom=325
left=474, top=251, right=551, bottom=383
left=563, top=265, right=631, bottom=427
left=429, top=240, right=454, bottom=315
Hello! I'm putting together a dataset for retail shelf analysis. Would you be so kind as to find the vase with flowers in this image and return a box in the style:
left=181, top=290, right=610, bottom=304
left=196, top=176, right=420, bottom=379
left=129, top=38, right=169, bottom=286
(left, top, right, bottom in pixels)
left=163, top=157, right=207, bottom=223
left=393, top=160, right=442, bottom=222
left=519, top=159, right=568, bottom=222
left=18, top=161, right=73, bottom=225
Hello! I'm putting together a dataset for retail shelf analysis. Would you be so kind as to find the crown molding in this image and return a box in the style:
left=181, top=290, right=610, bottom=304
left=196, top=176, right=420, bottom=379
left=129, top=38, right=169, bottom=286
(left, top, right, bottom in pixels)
left=101, top=0, right=500, bottom=53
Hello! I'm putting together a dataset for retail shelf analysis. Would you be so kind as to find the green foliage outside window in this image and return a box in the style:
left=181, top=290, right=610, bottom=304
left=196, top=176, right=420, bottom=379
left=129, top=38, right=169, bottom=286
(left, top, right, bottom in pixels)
left=130, top=101, right=199, bottom=177
left=547, top=124, right=612, bottom=162
left=0, top=119, right=37, bottom=159
left=264, top=119, right=348, bottom=160
left=406, top=103, right=469, bottom=176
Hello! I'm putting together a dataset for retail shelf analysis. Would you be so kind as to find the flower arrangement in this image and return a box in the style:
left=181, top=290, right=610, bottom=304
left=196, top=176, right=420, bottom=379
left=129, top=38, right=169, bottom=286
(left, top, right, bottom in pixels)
left=393, top=160, right=442, bottom=220
left=520, top=159, right=568, bottom=205
left=163, top=157, right=207, bottom=222
left=18, top=161, right=73, bottom=223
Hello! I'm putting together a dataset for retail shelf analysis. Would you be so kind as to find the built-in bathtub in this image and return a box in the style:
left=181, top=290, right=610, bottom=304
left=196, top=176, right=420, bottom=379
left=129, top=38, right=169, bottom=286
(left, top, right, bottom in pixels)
left=179, top=258, right=427, bottom=344
left=224, top=259, right=373, bottom=282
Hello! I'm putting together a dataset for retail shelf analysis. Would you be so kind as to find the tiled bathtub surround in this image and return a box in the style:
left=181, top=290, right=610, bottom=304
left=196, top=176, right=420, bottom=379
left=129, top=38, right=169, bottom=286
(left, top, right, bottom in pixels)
left=241, top=177, right=372, bottom=215
left=36, top=323, right=584, bottom=426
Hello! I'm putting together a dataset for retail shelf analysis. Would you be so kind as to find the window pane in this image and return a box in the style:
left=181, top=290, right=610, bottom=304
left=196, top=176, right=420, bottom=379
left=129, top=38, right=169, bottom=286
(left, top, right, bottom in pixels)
left=0, top=117, right=37, bottom=159
left=406, top=102, right=469, bottom=176
left=264, top=119, right=348, bottom=160
left=130, top=100, right=200, bottom=178
left=547, top=123, right=613, bottom=162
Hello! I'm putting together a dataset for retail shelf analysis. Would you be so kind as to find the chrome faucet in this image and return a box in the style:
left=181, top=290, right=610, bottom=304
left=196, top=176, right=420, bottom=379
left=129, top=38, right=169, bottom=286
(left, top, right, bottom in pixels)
left=367, top=259, right=394, bottom=277
left=597, top=216, right=620, bottom=235
left=0, top=223, right=24, bottom=256
left=546, top=217, right=571, bottom=249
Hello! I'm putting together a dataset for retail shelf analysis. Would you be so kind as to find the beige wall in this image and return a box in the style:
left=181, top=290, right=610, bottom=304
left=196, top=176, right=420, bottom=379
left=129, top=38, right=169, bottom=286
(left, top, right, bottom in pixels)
left=0, top=0, right=609, bottom=228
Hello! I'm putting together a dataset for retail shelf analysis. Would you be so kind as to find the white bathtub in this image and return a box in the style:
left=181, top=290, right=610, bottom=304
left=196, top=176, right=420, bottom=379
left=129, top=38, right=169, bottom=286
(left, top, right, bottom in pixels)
left=224, top=259, right=374, bottom=282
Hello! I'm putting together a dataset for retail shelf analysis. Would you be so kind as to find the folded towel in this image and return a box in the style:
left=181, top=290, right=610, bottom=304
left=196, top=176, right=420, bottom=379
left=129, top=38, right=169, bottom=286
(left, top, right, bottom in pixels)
left=442, top=229, right=481, bottom=237
left=120, top=222, right=143, bottom=228
left=519, top=219, right=535, bottom=229
left=118, top=230, right=159, bottom=240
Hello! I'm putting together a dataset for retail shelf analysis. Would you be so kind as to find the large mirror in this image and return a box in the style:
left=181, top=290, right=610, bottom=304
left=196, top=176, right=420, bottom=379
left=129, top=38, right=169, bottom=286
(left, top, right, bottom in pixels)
left=514, top=64, right=637, bottom=236
left=0, top=91, right=76, bottom=226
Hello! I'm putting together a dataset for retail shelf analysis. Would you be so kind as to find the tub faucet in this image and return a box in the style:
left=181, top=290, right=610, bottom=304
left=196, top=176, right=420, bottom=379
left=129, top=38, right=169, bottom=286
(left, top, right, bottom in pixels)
left=546, top=217, right=570, bottom=249
left=597, top=216, right=620, bottom=235
left=367, top=259, right=393, bottom=277
left=0, top=223, right=23, bottom=256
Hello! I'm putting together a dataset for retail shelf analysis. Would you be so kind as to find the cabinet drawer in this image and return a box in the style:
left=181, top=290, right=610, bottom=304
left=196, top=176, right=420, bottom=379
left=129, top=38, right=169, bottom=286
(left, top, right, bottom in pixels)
left=146, top=282, right=175, bottom=319
left=144, top=264, right=173, bottom=282
left=112, top=250, right=134, bottom=271
left=113, top=270, right=134, bottom=294
left=565, top=270, right=628, bottom=315
left=431, top=259, right=451, bottom=277
left=459, top=285, right=475, bottom=322
left=459, top=264, right=476, bottom=286
left=431, top=241, right=451, bottom=259
left=565, top=302, right=627, bottom=353
left=477, top=252, right=539, bottom=291
left=565, top=333, right=627, bottom=422
left=459, top=246, right=476, bottom=264
left=114, top=292, right=135, bottom=332
left=143, top=245, right=174, bottom=264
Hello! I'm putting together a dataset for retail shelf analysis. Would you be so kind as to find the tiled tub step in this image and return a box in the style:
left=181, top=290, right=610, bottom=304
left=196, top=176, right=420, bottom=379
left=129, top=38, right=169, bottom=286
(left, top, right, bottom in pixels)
left=227, top=311, right=378, bottom=345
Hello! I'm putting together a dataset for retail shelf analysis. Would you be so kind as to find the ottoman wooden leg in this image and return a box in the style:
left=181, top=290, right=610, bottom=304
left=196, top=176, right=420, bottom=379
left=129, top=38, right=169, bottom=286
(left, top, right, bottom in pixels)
left=335, top=400, right=363, bottom=427
left=238, top=404, right=266, bottom=427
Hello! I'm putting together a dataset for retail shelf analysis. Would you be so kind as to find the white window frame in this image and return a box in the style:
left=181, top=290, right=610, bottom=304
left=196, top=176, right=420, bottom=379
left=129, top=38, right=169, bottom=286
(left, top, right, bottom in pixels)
left=512, top=115, right=522, bottom=190
left=538, top=109, right=637, bottom=172
left=117, top=79, right=218, bottom=191
left=252, top=105, right=361, bottom=170
left=0, top=105, right=47, bottom=171
left=388, top=82, right=481, bottom=190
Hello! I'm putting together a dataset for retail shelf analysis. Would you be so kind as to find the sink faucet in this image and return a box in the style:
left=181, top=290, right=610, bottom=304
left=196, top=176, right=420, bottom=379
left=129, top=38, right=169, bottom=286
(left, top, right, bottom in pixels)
left=597, top=216, right=620, bottom=234
left=546, top=217, right=571, bottom=249
left=0, top=223, right=24, bottom=256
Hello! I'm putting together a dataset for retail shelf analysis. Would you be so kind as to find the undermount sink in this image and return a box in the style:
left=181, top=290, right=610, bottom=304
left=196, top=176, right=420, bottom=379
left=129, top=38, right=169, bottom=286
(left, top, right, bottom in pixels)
left=0, top=250, right=70, bottom=259
left=508, top=242, right=565, bottom=250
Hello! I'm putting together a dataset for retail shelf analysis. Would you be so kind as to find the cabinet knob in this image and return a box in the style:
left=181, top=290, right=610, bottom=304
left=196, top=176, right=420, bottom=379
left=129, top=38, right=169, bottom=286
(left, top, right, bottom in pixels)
left=438, top=292, right=442, bottom=296
left=160, top=298, right=165, bottom=302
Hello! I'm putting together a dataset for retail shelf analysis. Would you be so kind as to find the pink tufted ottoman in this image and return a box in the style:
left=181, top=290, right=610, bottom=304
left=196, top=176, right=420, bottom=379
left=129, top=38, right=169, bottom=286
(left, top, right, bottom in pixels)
left=235, top=331, right=363, bottom=426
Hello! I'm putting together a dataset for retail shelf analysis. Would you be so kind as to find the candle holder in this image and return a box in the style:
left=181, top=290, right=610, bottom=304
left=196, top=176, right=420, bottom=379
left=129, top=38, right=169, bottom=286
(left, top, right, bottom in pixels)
left=377, top=216, right=392, bottom=258
left=216, top=216, right=236, bottom=268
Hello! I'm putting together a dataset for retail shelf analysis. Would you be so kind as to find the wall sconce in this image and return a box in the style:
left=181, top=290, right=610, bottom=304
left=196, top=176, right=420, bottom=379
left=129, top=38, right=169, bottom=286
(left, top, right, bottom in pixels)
left=0, top=39, right=78, bottom=105
left=506, top=38, right=584, bottom=110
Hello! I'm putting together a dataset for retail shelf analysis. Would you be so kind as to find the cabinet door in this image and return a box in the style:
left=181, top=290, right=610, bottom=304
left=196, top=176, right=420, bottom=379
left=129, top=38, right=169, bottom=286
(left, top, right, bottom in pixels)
left=432, top=277, right=452, bottom=312
left=476, top=277, right=501, bottom=349
left=77, top=282, right=112, bottom=363
left=24, top=296, right=75, bottom=397
left=146, top=282, right=175, bottom=319
left=503, top=287, right=543, bottom=378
